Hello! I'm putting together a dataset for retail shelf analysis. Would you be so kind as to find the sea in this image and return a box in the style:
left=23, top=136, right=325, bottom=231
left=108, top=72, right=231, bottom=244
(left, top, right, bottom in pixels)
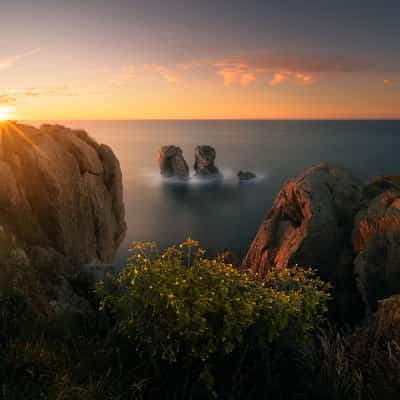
left=27, top=120, right=400, bottom=266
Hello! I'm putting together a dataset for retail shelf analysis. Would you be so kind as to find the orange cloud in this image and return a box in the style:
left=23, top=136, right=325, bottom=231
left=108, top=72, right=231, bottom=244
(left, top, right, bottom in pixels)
left=215, top=51, right=370, bottom=87
left=217, top=70, right=256, bottom=86
left=0, top=86, right=80, bottom=106
left=383, top=79, right=393, bottom=85
left=116, top=51, right=370, bottom=88
left=270, top=72, right=286, bottom=85
left=0, top=49, right=41, bottom=70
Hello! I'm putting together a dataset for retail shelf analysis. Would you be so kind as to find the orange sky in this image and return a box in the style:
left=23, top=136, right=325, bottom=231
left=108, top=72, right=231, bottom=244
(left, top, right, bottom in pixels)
left=0, top=2, right=399, bottom=120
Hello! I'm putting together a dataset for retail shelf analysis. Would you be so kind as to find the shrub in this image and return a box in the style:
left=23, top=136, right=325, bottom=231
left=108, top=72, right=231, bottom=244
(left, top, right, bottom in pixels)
left=98, top=239, right=331, bottom=376
left=303, top=323, right=400, bottom=400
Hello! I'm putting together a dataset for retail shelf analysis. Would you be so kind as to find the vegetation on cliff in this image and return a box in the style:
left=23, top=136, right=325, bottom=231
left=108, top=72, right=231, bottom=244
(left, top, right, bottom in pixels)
left=0, top=235, right=399, bottom=399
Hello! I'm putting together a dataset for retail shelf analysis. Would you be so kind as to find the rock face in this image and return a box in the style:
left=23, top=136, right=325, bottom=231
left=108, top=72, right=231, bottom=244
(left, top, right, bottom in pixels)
left=238, top=170, right=256, bottom=182
left=242, top=162, right=364, bottom=321
left=243, top=162, right=400, bottom=320
left=193, top=145, right=221, bottom=178
left=0, top=122, right=126, bottom=266
left=157, top=145, right=189, bottom=179
left=353, top=189, right=400, bottom=311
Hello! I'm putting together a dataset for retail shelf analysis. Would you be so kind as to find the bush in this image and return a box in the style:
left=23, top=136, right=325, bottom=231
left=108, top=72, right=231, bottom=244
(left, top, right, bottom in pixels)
left=98, top=239, right=331, bottom=381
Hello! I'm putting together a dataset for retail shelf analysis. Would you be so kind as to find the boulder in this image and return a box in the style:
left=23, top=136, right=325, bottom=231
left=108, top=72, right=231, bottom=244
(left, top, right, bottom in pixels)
left=193, top=145, right=221, bottom=178
left=156, top=145, right=189, bottom=179
left=238, top=170, right=256, bottom=182
left=0, top=122, right=126, bottom=266
left=242, top=162, right=364, bottom=321
left=353, top=189, right=400, bottom=311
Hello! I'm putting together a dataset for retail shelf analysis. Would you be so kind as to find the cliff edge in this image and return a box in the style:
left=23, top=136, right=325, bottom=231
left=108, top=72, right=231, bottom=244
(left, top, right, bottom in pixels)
left=0, top=122, right=126, bottom=268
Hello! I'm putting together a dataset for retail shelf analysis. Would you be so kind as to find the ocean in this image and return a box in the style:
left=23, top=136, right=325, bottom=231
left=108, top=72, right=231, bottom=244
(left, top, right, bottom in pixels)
left=27, top=120, right=400, bottom=266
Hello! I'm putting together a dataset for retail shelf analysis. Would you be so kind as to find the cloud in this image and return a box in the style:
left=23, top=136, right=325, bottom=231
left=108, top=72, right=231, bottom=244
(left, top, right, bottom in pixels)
left=215, top=51, right=371, bottom=87
left=217, top=70, right=256, bottom=86
left=269, top=71, right=315, bottom=86
left=0, top=49, right=41, bottom=70
left=270, top=72, right=286, bottom=86
left=383, top=79, right=393, bottom=85
left=0, top=86, right=80, bottom=106
left=115, top=63, right=184, bottom=84
left=216, top=52, right=372, bottom=74
left=115, top=51, right=371, bottom=88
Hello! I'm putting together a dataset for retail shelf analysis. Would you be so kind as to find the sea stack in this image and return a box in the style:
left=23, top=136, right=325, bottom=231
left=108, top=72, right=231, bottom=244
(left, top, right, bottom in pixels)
left=238, top=170, right=256, bottom=182
left=157, top=145, right=189, bottom=179
left=193, top=145, right=221, bottom=178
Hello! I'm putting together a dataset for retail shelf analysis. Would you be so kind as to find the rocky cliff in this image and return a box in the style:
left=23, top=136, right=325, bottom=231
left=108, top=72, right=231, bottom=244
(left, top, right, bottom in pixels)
left=0, top=122, right=126, bottom=268
left=243, top=162, right=400, bottom=320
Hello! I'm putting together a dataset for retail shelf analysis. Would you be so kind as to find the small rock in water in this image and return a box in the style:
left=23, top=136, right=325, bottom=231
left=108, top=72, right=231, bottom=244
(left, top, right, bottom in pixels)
left=193, top=145, right=221, bottom=178
left=157, top=145, right=189, bottom=179
left=237, top=170, right=256, bottom=182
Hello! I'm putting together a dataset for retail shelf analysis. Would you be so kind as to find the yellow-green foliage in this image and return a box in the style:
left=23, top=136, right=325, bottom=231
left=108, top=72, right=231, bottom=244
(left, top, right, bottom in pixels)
left=98, top=239, right=331, bottom=365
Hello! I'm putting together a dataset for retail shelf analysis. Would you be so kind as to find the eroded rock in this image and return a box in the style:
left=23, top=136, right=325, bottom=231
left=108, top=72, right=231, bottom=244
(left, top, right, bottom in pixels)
left=0, top=122, right=126, bottom=266
left=157, top=145, right=189, bottom=179
left=353, top=190, right=400, bottom=311
left=238, top=170, right=256, bottom=182
left=242, top=162, right=364, bottom=321
left=193, top=145, right=221, bottom=178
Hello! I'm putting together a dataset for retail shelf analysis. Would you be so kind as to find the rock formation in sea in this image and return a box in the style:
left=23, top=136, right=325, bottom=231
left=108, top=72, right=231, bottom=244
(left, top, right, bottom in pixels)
left=193, top=145, right=221, bottom=178
left=157, top=145, right=189, bottom=179
left=238, top=170, right=256, bottom=182
left=0, top=122, right=126, bottom=269
left=243, top=162, right=400, bottom=321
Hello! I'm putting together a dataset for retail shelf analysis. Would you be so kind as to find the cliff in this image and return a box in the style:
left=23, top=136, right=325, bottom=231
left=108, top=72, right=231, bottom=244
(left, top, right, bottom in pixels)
left=0, top=122, right=126, bottom=269
left=243, top=162, right=400, bottom=320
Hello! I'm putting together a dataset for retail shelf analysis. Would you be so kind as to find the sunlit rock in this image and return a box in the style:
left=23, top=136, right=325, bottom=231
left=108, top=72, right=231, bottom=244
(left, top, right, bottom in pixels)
left=0, top=122, right=126, bottom=266
left=242, top=162, right=364, bottom=321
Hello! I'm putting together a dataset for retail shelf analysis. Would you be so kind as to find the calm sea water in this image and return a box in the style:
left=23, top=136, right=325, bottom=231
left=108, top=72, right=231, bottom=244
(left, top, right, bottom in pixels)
left=28, top=120, right=400, bottom=265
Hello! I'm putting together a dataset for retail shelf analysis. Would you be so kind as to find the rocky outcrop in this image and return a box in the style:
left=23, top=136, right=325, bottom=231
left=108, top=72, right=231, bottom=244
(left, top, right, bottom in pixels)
left=238, top=170, right=256, bottom=182
left=243, top=162, right=400, bottom=320
left=242, top=163, right=362, bottom=277
left=242, top=162, right=365, bottom=321
left=157, top=145, right=189, bottom=179
left=353, top=189, right=400, bottom=311
left=0, top=122, right=126, bottom=267
left=193, top=145, right=221, bottom=178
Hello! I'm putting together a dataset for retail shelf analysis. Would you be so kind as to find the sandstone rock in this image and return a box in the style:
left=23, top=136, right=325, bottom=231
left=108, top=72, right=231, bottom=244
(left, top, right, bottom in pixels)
left=193, top=145, right=221, bottom=178
left=353, top=190, right=400, bottom=311
left=156, top=145, right=189, bottom=179
left=242, top=162, right=364, bottom=321
left=238, top=170, right=256, bottom=182
left=0, top=122, right=126, bottom=266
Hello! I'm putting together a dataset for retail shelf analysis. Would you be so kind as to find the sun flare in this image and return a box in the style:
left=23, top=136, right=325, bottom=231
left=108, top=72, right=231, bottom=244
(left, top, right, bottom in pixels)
left=0, top=108, right=12, bottom=121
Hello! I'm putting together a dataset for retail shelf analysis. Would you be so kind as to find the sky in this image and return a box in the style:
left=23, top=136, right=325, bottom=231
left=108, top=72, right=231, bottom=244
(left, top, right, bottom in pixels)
left=0, top=0, right=399, bottom=120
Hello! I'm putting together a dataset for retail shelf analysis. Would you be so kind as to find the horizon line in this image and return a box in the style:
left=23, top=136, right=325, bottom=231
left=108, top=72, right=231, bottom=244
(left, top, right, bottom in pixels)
left=19, top=117, right=400, bottom=122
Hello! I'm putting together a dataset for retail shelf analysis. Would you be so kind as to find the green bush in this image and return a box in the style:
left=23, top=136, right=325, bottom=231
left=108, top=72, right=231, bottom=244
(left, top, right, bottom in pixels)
left=98, top=239, right=331, bottom=370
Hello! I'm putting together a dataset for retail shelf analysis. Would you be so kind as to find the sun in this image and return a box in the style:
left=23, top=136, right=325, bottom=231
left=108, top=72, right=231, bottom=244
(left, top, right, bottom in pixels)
left=0, top=107, right=13, bottom=122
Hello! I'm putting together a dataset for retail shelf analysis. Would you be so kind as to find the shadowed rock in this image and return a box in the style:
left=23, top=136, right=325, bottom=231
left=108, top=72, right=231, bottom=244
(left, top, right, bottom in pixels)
left=242, top=162, right=364, bottom=321
left=353, top=189, right=400, bottom=311
left=238, top=170, right=256, bottom=182
left=193, top=145, right=221, bottom=178
left=157, top=145, right=189, bottom=179
left=0, top=122, right=126, bottom=266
